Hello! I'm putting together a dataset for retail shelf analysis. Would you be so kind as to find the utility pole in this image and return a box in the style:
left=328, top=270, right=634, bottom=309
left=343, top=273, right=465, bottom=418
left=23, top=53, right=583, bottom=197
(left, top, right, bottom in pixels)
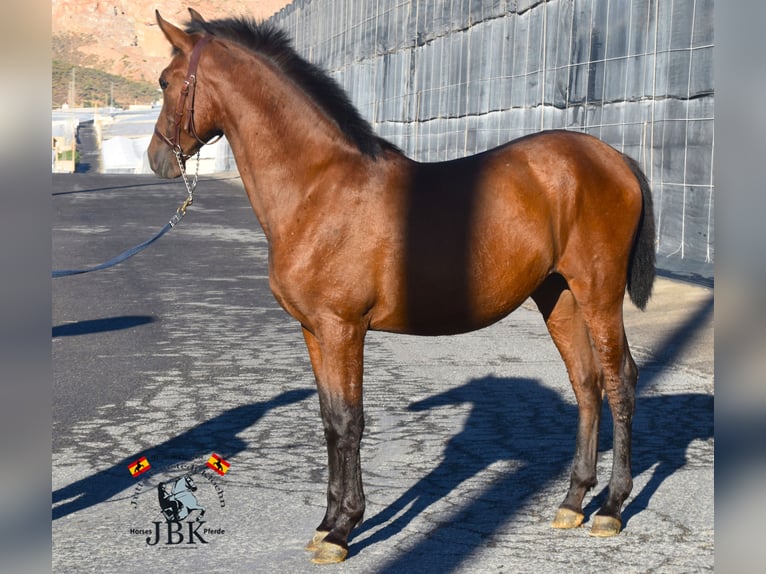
left=68, top=67, right=76, bottom=107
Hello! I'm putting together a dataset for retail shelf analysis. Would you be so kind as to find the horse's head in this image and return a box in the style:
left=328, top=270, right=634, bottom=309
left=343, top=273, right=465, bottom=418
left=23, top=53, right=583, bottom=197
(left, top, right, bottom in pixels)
left=184, top=474, right=198, bottom=491
left=148, top=10, right=222, bottom=178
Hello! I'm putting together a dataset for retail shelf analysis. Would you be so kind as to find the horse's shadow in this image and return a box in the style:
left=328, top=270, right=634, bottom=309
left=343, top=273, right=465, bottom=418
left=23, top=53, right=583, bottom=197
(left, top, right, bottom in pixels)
left=351, top=375, right=712, bottom=571
left=352, top=376, right=575, bottom=556
left=351, top=293, right=714, bottom=571
left=52, top=388, right=315, bottom=521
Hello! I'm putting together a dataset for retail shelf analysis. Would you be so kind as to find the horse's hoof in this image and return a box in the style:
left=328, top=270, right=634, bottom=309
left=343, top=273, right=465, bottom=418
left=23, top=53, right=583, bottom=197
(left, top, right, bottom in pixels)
left=589, top=515, right=622, bottom=537
left=305, top=530, right=329, bottom=552
left=311, top=540, right=348, bottom=564
left=551, top=507, right=584, bottom=529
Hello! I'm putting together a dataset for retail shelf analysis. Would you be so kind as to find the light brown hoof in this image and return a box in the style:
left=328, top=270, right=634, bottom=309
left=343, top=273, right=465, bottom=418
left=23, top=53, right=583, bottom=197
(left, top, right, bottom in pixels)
left=589, top=515, right=622, bottom=537
left=305, top=530, right=329, bottom=552
left=551, top=507, right=584, bottom=529
left=311, top=540, right=348, bottom=564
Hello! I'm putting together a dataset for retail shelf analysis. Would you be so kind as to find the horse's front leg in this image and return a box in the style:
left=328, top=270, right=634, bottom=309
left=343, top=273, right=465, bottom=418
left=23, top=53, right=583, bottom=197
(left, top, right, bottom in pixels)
left=301, top=322, right=366, bottom=564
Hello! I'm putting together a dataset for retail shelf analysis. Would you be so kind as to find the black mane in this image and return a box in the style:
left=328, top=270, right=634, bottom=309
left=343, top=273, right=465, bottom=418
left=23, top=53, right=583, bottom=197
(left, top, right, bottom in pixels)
left=187, top=17, right=397, bottom=158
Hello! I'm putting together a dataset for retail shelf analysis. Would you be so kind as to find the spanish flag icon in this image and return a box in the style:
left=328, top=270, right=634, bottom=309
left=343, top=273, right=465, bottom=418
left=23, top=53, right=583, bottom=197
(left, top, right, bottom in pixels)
left=128, top=456, right=151, bottom=477
left=206, top=453, right=230, bottom=476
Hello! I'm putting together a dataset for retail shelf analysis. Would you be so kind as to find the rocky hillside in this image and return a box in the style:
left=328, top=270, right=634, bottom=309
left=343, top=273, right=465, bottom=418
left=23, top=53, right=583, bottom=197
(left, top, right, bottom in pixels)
left=52, top=0, right=290, bottom=107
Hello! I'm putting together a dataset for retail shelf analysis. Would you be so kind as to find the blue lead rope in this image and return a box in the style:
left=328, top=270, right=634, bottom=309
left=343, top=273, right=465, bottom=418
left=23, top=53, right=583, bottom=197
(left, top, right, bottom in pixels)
left=53, top=207, right=187, bottom=279
left=53, top=222, right=172, bottom=278
left=54, top=150, right=200, bottom=279
left=52, top=204, right=188, bottom=278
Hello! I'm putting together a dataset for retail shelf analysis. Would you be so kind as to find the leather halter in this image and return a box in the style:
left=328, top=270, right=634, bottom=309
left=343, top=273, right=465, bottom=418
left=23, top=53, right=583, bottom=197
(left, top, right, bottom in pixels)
left=154, top=35, right=220, bottom=159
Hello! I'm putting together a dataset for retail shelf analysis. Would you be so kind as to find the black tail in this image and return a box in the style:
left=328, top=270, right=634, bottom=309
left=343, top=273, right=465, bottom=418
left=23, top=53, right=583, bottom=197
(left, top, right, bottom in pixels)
left=623, top=154, right=656, bottom=310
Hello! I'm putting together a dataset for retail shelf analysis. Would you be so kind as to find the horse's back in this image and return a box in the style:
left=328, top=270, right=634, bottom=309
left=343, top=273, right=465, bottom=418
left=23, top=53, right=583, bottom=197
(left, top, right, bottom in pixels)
left=368, top=130, right=644, bottom=335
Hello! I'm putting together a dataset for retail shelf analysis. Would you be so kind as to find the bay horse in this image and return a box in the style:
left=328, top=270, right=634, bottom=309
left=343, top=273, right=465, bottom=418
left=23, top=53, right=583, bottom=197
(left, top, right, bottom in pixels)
left=148, top=9, right=655, bottom=564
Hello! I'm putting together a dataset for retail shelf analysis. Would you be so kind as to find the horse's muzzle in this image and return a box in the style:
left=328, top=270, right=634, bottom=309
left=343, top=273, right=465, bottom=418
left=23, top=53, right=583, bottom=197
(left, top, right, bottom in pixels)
left=147, top=136, right=182, bottom=179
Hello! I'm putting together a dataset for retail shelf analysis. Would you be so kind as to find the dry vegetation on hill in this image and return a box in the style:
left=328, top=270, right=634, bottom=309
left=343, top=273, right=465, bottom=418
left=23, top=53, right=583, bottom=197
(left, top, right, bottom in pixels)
left=52, top=0, right=290, bottom=108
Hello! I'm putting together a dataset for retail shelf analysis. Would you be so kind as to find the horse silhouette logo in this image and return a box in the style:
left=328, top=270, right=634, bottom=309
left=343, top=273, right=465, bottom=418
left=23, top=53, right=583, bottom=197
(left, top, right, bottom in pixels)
left=157, top=474, right=206, bottom=522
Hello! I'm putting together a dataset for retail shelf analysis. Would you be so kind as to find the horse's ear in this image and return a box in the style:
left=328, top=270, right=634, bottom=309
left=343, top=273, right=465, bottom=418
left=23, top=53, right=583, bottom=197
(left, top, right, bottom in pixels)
left=155, top=10, right=194, bottom=53
left=188, top=8, right=206, bottom=24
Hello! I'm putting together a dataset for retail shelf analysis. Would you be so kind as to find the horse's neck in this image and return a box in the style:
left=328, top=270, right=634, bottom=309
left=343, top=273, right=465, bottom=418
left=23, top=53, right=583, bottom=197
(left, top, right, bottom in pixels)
left=216, top=55, right=366, bottom=242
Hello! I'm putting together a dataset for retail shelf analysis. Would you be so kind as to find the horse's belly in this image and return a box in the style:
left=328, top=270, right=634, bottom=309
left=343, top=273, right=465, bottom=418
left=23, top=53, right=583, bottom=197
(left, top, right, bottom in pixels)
left=370, top=268, right=538, bottom=336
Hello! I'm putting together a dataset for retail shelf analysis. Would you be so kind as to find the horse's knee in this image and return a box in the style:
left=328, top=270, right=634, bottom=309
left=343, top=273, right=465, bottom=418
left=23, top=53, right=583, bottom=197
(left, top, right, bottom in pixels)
left=321, top=395, right=364, bottom=440
left=604, top=375, right=635, bottom=419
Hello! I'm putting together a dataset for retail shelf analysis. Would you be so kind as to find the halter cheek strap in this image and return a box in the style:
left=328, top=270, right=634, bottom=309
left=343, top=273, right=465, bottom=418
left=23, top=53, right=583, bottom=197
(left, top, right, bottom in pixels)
left=155, top=34, right=222, bottom=159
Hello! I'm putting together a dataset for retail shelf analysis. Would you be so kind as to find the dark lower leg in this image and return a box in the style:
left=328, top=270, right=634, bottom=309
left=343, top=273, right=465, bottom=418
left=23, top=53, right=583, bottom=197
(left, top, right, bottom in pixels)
left=560, top=400, right=601, bottom=513
left=310, top=400, right=365, bottom=563
left=591, top=334, right=637, bottom=536
left=321, top=404, right=366, bottom=544
left=598, top=418, right=633, bottom=518
left=316, top=424, right=342, bottom=534
left=552, top=382, right=602, bottom=529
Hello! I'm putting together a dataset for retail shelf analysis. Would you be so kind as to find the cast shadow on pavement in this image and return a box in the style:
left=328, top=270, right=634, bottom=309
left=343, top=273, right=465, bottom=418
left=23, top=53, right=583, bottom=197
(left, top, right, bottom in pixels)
left=352, top=293, right=713, bottom=572
left=52, top=388, right=315, bottom=521
left=52, top=315, right=155, bottom=338
left=52, top=174, right=241, bottom=196
left=51, top=177, right=173, bottom=197
left=350, top=375, right=576, bottom=566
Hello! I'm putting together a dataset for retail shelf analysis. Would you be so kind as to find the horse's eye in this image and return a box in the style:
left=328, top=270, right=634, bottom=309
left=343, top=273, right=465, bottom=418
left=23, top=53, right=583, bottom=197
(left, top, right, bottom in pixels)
left=159, top=78, right=168, bottom=90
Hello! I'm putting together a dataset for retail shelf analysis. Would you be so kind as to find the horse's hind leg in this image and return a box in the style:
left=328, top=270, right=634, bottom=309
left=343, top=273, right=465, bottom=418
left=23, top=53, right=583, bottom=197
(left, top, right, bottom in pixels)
left=532, top=274, right=602, bottom=529
left=588, top=324, right=638, bottom=536
left=568, top=278, right=638, bottom=537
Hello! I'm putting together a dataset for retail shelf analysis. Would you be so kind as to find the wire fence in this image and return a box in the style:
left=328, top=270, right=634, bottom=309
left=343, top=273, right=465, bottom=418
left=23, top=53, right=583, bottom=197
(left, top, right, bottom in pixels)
left=270, top=0, right=714, bottom=278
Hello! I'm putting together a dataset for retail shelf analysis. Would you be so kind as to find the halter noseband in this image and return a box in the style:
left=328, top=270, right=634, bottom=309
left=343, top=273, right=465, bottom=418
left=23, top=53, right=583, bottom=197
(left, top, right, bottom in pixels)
left=154, top=35, right=221, bottom=159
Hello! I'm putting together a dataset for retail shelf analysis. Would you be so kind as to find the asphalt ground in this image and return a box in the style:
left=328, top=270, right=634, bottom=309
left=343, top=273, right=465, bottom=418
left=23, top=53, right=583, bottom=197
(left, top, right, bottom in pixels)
left=52, top=173, right=713, bottom=573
